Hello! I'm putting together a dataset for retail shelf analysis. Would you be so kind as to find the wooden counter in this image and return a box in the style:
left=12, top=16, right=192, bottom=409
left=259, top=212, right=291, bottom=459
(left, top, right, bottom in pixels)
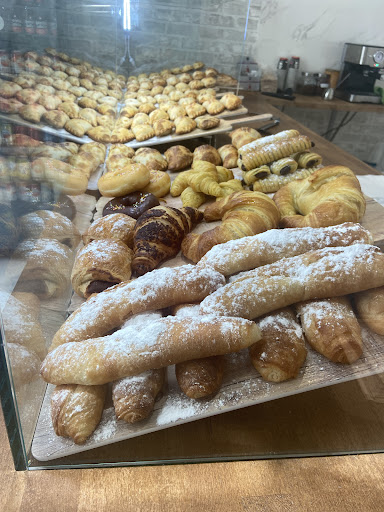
left=1, top=94, right=384, bottom=511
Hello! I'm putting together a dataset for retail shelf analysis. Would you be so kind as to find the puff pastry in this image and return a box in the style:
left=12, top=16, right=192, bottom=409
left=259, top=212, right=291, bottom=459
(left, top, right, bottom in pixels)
left=230, top=127, right=261, bottom=149
left=83, top=213, right=136, bottom=248
left=65, top=118, right=93, bottom=137
left=42, top=110, right=69, bottom=130
left=270, top=157, right=298, bottom=176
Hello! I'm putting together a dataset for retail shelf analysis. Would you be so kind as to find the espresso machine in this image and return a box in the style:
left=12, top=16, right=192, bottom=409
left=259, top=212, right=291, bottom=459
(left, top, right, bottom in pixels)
left=336, top=43, right=384, bottom=103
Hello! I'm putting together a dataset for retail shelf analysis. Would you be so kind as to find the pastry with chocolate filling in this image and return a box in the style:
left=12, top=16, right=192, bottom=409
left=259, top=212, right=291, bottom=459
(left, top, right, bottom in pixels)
left=71, top=239, right=133, bottom=298
left=102, top=192, right=160, bottom=219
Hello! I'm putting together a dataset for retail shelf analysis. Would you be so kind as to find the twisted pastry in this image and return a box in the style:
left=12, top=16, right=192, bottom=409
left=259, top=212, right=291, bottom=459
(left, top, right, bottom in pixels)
left=252, top=167, right=316, bottom=194
left=181, top=191, right=280, bottom=263
left=273, top=166, right=366, bottom=228
left=238, top=135, right=312, bottom=171
left=242, top=166, right=271, bottom=185
left=270, top=157, right=298, bottom=176
left=132, top=206, right=203, bottom=275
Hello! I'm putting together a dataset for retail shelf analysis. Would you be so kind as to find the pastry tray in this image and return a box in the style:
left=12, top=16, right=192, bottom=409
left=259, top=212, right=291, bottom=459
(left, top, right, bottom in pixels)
left=31, top=326, right=384, bottom=461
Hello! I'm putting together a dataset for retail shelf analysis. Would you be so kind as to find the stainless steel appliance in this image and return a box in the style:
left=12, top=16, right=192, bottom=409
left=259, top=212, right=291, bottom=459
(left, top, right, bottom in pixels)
left=336, top=43, right=384, bottom=103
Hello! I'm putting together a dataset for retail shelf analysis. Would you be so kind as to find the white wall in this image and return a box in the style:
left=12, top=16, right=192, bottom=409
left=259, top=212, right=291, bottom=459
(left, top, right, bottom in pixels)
left=255, top=0, right=384, bottom=72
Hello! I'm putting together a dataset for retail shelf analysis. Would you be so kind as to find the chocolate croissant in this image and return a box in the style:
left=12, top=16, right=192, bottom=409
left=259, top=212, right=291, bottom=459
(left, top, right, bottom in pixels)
left=132, top=206, right=203, bottom=276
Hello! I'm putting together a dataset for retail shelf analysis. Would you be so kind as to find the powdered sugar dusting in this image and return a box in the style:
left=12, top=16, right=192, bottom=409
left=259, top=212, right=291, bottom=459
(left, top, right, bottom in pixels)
left=156, top=391, right=208, bottom=425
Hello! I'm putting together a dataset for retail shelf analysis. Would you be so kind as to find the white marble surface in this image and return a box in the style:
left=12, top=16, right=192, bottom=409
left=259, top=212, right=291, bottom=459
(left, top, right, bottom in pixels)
left=257, top=0, right=384, bottom=72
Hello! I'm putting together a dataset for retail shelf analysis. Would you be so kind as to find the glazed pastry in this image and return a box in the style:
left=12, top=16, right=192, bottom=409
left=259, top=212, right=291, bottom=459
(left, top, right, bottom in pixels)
left=243, top=166, right=271, bottom=184
left=51, top=384, right=106, bottom=444
left=132, top=124, right=155, bottom=142
left=230, top=127, right=261, bottom=149
left=250, top=308, right=307, bottom=382
left=111, top=127, right=134, bottom=143
left=220, top=93, right=242, bottom=111
left=270, top=157, right=298, bottom=176
left=195, top=115, right=220, bottom=130
left=49, top=265, right=225, bottom=348
left=180, top=187, right=207, bottom=208
left=83, top=213, right=136, bottom=248
left=98, top=163, right=150, bottom=197
left=273, top=166, right=366, bottom=228
left=58, top=101, right=80, bottom=119
left=252, top=167, right=317, bottom=193
left=217, top=144, right=238, bottom=168
left=200, top=245, right=384, bottom=320
left=193, top=145, right=222, bottom=165
left=296, top=297, right=363, bottom=364
left=153, top=119, right=175, bottom=137
left=132, top=206, right=203, bottom=275
left=79, top=108, right=98, bottom=127
left=133, top=147, right=168, bottom=171
left=38, top=94, right=62, bottom=110
left=15, top=88, right=41, bottom=105
left=205, top=99, right=225, bottom=115
left=181, top=191, right=280, bottom=262
left=294, top=151, right=323, bottom=168
left=102, top=192, right=160, bottom=219
left=65, top=118, right=93, bottom=137
left=42, top=316, right=259, bottom=386
left=354, top=286, right=384, bottom=335
left=71, top=239, right=133, bottom=298
left=19, top=104, right=47, bottom=123
left=10, top=239, right=72, bottom=299
left=87, top=126, right=112, bottom=143
left=142, top=170, right=171, bottom=197
left=19, top=210, right=80, bottom=248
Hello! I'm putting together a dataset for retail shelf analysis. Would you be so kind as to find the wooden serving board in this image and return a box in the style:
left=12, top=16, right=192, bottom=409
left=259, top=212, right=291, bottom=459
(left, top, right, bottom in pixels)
left=32, top=326, right=384, bottom=461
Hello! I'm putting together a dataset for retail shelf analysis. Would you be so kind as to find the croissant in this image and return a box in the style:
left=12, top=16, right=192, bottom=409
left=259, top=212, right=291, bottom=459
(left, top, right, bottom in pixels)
left=180, top=186, right=207, bottom=208
left=187, top=162, right=223, bottom=197
left=181, top=191, right=280, bottom=262
left=273, top=165, right=366, bottom=228
left=219, top=179, right=244, bottom=196
left=132, top=206, right=203, bottom=276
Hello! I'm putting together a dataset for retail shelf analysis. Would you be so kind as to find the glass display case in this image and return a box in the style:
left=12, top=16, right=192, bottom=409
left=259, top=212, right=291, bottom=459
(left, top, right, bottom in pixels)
left=1, top=0, right=384, bottom=472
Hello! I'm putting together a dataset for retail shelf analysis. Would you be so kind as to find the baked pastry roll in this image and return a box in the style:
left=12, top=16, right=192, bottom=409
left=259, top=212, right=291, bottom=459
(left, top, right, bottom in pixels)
left=19, top=104, right=47, bottom=123
left=185, top=102, right=206, bottom=119
left=97, top=103, right=116, bottom=116
left=142, top=170, right=171, bottom=197
left=83, top=213, right=136, bottom=248
left=220, top=93, right=242, bottom=110
left=35, top=83, right=55, bottom=95
left=11, top=238, right=72, bottom=299
left=65, top=118, right=93, bottom=137
left=15, top=88, right=41, bottom=105
left=193, top=145, right=222, bottom=166
left=51, top=384, right=106, bottom=444
left=296, top=297, right=363, bottom=364
left=86, top=126, right=111, bottom=143
left=354, top=286, right=384, bottom=335
left=165, top=145, right=193, bottom=171
left=0, top=97, right=23, bottom=114
left=243, top=166, right=271, bottom=184
left=219, top=179, right=243, bottom=196
left=111, top=127, right=134, bottom=143
left=218, top=144, right=238, bottom=168
left=0, top=82, right=22, bottom=98
left=42, top=110, right=69, bottom=130
left=194, top=114, right=219, bottom=131
left=153, top=119, right=175, bottom=137
left=71, top=239, right=133, bottom=298
left=270, top=157, right=298, bottom=176
left=131, top=112, right=151, bottom=127
left=230, top=127, right=261, bottom=149
left=250, top=307, right=307, bottom=382
left=252, top=167, right=317, bottom=194
left=174, top=116, right=196, bottom=135
left=19, top=210, right=80, bottom=248
left=293, top=151, right=323, bottom=168
left=58, top=101, right=80, bottom=119
left=132, top=123, right=155, bottom=142
left=149, top=109, right=169, bottom=123
left=133, top=147, right=168, bottom=171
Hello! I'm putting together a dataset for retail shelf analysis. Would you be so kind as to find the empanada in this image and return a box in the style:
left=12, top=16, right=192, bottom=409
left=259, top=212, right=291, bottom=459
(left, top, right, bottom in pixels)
left=0, top=98, right=23, bottom=114
left=107, top=89, right=123, bottom=100
left=67, top=76, right=81, bottom=87
left=68, top=86, right=87, bottom=97
left=14, top=76, right=36, bottom=88
left=159, top=100, right=177, bottom=112
left=192, top=71, right=205, bottom=80
left=115, top=116, right=132, bottom=129
left=36, top=76, right=54, bottom=86
left=37, top=55, right=53, bottom=66
left=97, top=114, right=115, bottom=130
left=79, top=78, right=94, bottom=90
left=55, top=90, right=76, bottom=102
left=195, top=115, right=220, bottom=130
left=39, top=65, right=54, bottom=77
left=168, top=91, right=183, bottom=102
left=109, top=144, right=135, bottom=159
left=78, top=97, right=98, bottom=109
left=86, top=126, right=111, bottom=143
left=79, top=108, right=98, bottom=127
left=65, top=118, right=93, bottom=138
left=131, top=112, right=150, bottom=127
left=164, top=145, right=193, bottom=171
left=138, top=103, right=156, bottom=114
left=152, top=119, right=175, bottom=137
left=182, top=64, right=193, bottom=73
left=53, top=80, right=71, bottom=91
left=175, top=82, right=189, bottom=92
left=220, top=93, right=242, bottom=111
left=133, top=147, right=168, bottom=171
left=185, top=102, right=206, bottom=119
left=168, top=105, right=186, bottom=121
left=179, top=73, right=192, bottom=84
left=179, top=97, right=196, bottom=106
left=97, top=103, right=116, bottom=116
left=174, top=116, right=197, bottom=135
left=189, top=80, right=204, bottom=90
left=35, top=84, right=55, bottom=95
left=15, top=89, right=41, bottom=105
left=98, top=96, right=118, bottom=107
left=120, top=105, right=138, bottom=118
left=149, top=109, right=169, bottom=123
left=206, top=99, right=225, bottom=115
left=84, top=90, right=103, bottom=101
left=111, top=127, right=134, bottom=143
left=202, top=77, right=217, bottom=88
left=131, top=124, right=155, bottom=142
left=65, top=66, right=80, bottom=77
left=193, top=61, right=204, bottom=69
left=151, top=85, right=164, bottom=96
left=193, top=145, right=222, bottom=166
left=42, top=110, right=70, bottom=129
left=19, top=104, right=47, bottom=123
left=38, top=94, right=62, bottom=111
left=163, top=85, right=175, bottom=95
left=58, top=101, right=80, bottom=119
left=217, top=144, right=238, bottom=168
